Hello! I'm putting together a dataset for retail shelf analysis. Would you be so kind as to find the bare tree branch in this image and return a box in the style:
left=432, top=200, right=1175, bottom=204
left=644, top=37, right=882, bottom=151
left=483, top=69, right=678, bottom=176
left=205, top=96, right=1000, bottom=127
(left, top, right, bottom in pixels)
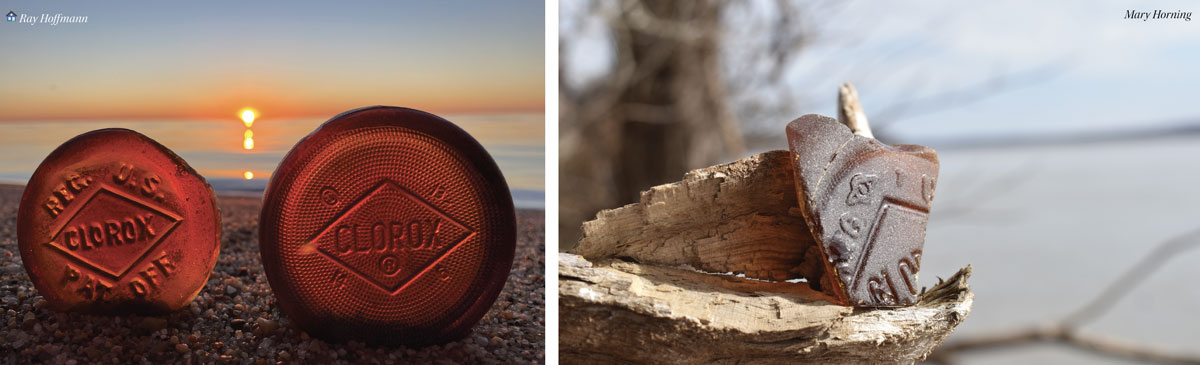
left=1062, top=227, right=1200, bottom=327
left=837, top=82, right=873, bottom=138
left=930, top=227, right=1200, bottom=364
left=931, top=158, right=1041, bottom=223
left=930, top=324, right=1200, bottom=365
left=618, top=0, right=716, bottom=43
left=871, top=61, right=1069, bottom=133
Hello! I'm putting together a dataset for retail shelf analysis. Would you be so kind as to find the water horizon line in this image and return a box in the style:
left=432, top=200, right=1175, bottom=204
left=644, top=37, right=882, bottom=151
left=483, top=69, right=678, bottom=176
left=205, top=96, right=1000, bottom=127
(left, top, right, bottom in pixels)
left=0, top=180, right=545, bottom=211
left=0, top=109, right=545, bottom=124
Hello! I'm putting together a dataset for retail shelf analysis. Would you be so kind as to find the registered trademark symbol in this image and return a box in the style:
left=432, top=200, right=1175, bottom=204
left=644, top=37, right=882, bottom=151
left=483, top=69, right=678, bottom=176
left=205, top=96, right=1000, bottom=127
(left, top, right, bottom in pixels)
left=379, top=255, right=401, bottom=276
left=436, top=264, right=450, bottom=281
left=320, top=187, right=339, bottom=206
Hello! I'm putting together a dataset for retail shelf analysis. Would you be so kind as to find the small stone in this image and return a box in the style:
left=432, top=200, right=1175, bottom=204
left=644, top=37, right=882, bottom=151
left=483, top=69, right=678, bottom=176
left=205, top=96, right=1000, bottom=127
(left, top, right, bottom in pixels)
left=231, top=319, right=247, bottom=330
left=278, top=350, right=291, bottom=360
left=175, top=343, right=189, bottom=353
left=22, top=312, right=36, bottom=329
left=83, top=346, right=103, bottom=358
left=213, top=341, right=224, bottom=349
left=254, top=318, right=279, bottom=336
left=473, top=335, right=488, bottom=347
left=138, top=317, right=168, bottom=332
left=501, top=311, right=514, bottom=320
left=489, top=336, right=502, bottom=347
left=225, top=285, right=239, bottom=296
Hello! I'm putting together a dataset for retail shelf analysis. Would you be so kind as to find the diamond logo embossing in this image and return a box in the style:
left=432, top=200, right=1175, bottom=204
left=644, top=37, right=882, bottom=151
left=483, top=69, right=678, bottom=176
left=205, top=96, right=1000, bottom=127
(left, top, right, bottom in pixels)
left=850, top=199, right=927, bottom=303
left=44, top=183, right=182, bottom=279
left=307, top=180, right=475, bottom=295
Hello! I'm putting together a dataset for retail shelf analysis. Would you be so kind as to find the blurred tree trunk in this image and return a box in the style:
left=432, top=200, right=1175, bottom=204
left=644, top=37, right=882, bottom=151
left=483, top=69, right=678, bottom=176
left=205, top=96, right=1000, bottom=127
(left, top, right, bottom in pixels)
left=560, top=0, right=743, bottom=248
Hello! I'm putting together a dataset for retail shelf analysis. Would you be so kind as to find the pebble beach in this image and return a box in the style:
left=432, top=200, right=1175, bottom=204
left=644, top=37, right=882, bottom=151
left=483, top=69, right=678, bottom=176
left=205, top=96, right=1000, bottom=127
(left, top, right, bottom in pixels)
left=0, top=184, right=546, bottom=364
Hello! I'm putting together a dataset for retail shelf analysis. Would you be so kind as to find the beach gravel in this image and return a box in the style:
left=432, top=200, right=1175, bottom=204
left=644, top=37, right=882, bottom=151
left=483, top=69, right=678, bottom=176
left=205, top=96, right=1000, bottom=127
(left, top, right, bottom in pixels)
left=0, top=184, right=545, bottom=364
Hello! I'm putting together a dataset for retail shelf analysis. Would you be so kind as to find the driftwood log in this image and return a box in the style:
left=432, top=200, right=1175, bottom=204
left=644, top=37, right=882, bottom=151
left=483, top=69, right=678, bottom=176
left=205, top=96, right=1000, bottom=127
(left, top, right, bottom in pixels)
left=561, top=151, right=973, bottom=364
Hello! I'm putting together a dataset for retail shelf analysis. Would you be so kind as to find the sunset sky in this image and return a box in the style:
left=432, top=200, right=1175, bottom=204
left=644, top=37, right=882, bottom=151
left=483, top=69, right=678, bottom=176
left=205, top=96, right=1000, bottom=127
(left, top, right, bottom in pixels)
left=0, top=1, right=544, bottom=120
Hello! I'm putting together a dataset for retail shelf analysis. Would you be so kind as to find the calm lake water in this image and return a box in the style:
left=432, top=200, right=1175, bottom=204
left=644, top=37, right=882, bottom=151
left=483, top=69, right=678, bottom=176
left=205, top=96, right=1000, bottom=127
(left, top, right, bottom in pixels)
left=0, top=113, right=545, bottom=209
left=917, top=135, right=1200, bottom=364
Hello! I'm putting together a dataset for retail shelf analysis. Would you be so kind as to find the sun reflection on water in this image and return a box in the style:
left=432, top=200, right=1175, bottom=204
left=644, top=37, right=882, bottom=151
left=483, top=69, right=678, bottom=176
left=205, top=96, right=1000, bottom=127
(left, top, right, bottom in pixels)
left=241, top=108, right=256, bottom=178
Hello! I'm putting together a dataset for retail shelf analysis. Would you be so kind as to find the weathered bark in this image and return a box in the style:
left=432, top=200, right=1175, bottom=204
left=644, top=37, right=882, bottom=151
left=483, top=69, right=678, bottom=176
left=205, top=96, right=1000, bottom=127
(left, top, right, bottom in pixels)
left=574, top=150, right=809, bottom=281
left=563, top=151, right=973, bottom=363
left=561, top=254, right=971, bottom=364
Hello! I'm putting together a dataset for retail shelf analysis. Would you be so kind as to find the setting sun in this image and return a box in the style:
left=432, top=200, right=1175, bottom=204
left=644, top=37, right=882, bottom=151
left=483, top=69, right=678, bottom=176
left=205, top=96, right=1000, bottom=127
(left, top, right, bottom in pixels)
left=244, top=171, right=254, bottom=180
left=243, top=137, right=254, bottom=150
left=240, top=109, right=256, bottom=128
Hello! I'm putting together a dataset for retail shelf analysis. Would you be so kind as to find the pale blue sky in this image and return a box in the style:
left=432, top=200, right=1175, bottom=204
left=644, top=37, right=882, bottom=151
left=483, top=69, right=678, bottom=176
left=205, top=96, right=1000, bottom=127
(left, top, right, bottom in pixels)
left=563, top=0, right=1200, bottom=144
